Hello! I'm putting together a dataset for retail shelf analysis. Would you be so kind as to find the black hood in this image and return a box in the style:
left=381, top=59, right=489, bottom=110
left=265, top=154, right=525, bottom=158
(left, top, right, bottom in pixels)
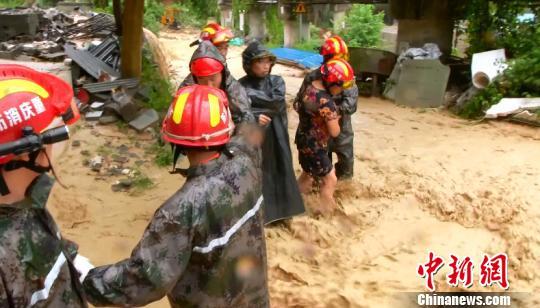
left=242, top=40, right=276, bottom=76
left=190, top=40, right=226, bottom=66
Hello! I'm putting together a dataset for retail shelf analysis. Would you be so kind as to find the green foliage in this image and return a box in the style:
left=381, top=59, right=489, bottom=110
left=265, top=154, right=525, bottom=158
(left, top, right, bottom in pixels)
left=460, top=1, right=540, bottom=118
left=148, top=142, right=173, bottom=167
left=460, top=44, right=540, bottom=118
left=338, top=4, right=384, bottom=48
left=466, top=0, right=537, bottom=57
left=265, top=5, right=284, bottom=46
left=132, top=171, right=154, bottom=190
left=143, top=0, right=165, bottom=34
left=293, top=25, right=322, bottom=51
left=93, top=5, right=113, bottom=14
left=0, top=0, right=25, bottom=8
left=141, top=48, right=173, bottom=112
left=184, top=0, right=218, bottom=22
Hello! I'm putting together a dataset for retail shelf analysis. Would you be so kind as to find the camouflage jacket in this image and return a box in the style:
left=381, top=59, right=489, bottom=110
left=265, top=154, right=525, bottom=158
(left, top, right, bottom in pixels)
left=83, top=132, right=269, bottom=308
left=0, top=174, right=86, bottom=308
left=180, top=41, right=255, bottom=124
left=293, top=69, right=359, bottom=115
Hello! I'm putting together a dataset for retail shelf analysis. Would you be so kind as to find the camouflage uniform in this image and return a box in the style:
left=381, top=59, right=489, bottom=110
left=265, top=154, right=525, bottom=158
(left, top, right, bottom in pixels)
left=181, top=41, right=255, bottom=124
left=0, top=174, right=86, bottom=308
left=83, top=131, right=269, bottom=308
left=294, top=69, right=359, bottom=179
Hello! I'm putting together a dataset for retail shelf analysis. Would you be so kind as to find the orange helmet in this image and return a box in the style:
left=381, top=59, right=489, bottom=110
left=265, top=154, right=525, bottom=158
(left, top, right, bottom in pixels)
left=200, top=22, right=222, bottom=40
left=211, top=28, right=234, bottom=45
left=320, top=35, right=349, bottom=61
left=200, top=22, right=233, bottom=46
left=321, top=58, right=355, bottom=89
left=162, top=85, right=233, bottom=148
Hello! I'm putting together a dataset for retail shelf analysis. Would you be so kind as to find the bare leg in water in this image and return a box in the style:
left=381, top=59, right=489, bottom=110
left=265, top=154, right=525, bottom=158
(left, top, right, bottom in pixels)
left=320, top=168, right=337, bottom=211
left=297, top=171, right=313, bottom=194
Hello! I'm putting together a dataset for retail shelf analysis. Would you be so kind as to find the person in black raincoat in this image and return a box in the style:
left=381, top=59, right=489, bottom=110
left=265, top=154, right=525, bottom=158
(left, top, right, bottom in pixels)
left=180, top=41, right=255, bottom=124
left=239, top=41, right=305, bottom=224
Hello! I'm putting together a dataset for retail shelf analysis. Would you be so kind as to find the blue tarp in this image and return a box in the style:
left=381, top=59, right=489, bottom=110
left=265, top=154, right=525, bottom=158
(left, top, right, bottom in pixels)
left=270, top=48, right=323, bottom=69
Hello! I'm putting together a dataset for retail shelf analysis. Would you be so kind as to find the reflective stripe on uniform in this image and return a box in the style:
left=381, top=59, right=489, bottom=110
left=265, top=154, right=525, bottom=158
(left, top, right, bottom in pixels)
left=193, top=195, right=263, bottom=254
left=29, top=252, right=66, bottom=307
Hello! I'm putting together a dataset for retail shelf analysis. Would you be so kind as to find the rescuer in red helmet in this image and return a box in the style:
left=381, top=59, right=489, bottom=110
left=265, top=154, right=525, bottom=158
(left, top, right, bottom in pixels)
left=180, top=40, right=254, bottom=124
left=294, top=35, right=359, bottom=180
left=0, top=65, right=88, bottom=307
left=190, top=22, right=234, bottom=58
left=294, top=58, right=356, bottom=213
left=83, top=85, right=269, bottom=307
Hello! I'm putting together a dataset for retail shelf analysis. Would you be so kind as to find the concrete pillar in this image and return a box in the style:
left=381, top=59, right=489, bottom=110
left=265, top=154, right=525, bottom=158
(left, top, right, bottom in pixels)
left=220, top=7, right=234, bottom=29
left=283, top=19, right=298, bottom=47
left=332, top=4, right=350, bottom=32
left=239, top=11, right=245, bottom=34
left=283, top=17, right=309, bottom=47
left=248, top=7, right=266, bottom=40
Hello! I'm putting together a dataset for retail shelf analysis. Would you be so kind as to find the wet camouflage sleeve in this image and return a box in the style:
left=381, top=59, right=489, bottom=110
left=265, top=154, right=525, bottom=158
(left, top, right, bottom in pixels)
left=0, top=175, right=86, bottom=308
left=82, top=190, right=197, bottom=307
left=338, top=83, right=359, bottom=115
left=226, top=75, right=255, bottom=124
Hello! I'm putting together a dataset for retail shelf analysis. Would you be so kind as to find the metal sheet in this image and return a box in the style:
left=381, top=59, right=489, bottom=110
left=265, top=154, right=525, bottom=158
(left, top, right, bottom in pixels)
left=64, top=44, right=120, bottom=79
left=349, top=47, right=397, bottom=76
left=82, top=78, right=139, bottom=93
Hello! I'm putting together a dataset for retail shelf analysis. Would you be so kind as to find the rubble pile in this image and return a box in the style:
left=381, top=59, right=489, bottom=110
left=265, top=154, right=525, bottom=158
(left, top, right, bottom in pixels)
left=0, top=7, right=160, bottom=131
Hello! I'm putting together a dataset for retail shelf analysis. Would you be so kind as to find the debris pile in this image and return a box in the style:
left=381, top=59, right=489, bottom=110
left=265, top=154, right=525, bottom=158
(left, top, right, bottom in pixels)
left=79, top=138, right=152, bottom=193
left=0, top=7, right=160, bottom=131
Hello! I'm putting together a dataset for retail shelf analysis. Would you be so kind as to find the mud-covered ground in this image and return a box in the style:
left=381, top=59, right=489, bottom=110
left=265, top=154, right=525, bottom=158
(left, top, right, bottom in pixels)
left=48, top=29, right=540, bottom=307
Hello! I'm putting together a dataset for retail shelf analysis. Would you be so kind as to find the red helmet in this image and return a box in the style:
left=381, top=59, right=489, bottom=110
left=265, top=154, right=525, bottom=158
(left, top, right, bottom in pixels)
left=321, top=58, right=355, bottom=89
left=320, top=35, right=349, bottom=61
left=0, top=65, right=79, bottom=165
left=190, top=57, right=224, bottom=77
left=162, top=85, right=233, bottom=148
left=200, top=22, right=222, bottom=40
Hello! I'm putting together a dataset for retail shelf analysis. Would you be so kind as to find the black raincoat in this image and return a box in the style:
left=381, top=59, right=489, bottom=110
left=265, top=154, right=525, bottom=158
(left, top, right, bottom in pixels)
left=294, top=69, right=359, bottom=179
left=180, top=41, right=255, bottom=124
left=239, top=41, right=305, bottom=224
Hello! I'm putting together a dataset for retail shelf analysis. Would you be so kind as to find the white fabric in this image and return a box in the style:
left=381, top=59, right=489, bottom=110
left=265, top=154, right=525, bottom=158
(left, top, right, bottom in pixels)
left=29, top=252, right=66, bottom=306
left=193, top=195, right=263, bottom=254
left=485, top=98, right=540, bottom=118
left=73, top=254, right=95, bottom=283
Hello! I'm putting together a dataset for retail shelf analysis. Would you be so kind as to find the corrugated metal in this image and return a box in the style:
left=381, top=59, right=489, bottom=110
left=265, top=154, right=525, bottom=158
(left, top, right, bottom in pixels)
left=82, top=78, right=139, bottom=93
left=64, top=43, right=120, bottom=79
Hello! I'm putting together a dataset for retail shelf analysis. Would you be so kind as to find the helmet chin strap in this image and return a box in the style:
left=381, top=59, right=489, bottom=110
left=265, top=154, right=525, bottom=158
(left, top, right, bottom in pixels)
left=0, top=149, right=65, bottom=196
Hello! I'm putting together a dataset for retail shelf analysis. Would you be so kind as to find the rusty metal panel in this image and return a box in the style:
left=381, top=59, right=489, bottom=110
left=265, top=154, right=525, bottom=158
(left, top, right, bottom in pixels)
left=349, top=47, right=397, bottom=76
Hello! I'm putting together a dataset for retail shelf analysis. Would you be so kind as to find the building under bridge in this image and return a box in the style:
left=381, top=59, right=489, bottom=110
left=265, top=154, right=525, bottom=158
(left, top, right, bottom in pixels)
left=218, top=0, right=468, bottom=56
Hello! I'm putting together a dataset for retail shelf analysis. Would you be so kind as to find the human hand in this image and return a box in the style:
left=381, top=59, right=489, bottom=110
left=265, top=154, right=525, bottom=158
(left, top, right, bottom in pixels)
left=258, top=114, right=272, bottom=126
